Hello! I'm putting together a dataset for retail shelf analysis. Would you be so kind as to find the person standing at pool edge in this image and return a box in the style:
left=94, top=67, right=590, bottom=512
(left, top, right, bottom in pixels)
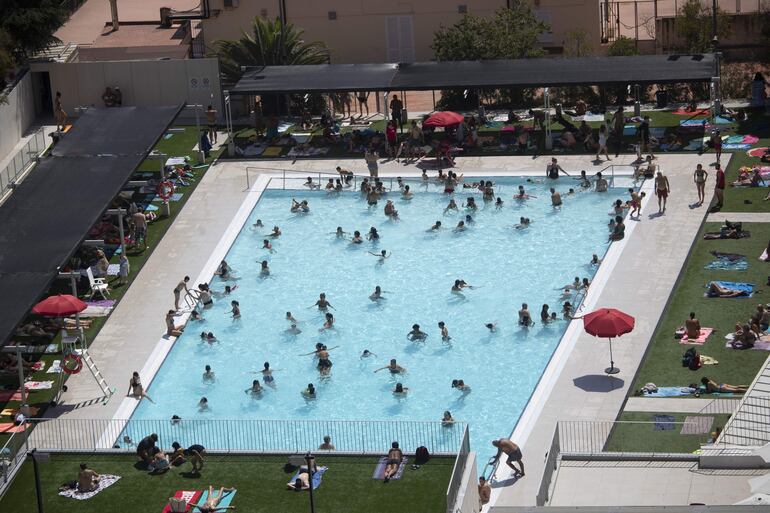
left=655, top=171, right=670, bottom=214
left=714, top=163, right=725, bottom=209
left=694, top=164, right=708, bottom=206
left=491, top=438, right=525, bottom=477
left=174, top=276, right=190, bottom=310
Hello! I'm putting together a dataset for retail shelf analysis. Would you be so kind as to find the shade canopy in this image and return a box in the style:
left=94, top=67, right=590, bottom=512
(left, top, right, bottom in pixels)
left=423, top=111, right=464, bottom=127
left=230, top=54, right=716, bottom=95
left=32, top=294, right=87, bottom=317
left=582, top=308, right=635, bottom=338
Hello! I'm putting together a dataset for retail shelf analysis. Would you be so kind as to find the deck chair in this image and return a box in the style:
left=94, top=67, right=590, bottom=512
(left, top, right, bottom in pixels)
left=86, top=267, right=110, bottom=299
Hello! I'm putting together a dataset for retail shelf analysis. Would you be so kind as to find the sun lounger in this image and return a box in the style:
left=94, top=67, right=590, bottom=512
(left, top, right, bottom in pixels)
left=372, top=457, right=408, bottom=480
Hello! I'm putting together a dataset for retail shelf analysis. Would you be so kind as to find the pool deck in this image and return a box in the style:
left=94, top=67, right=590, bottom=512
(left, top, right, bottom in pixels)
left=39, top=152, right=735, bottom=505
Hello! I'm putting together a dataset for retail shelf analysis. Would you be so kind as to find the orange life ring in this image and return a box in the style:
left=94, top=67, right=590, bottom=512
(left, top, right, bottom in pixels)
left=61, top=354, right=82, bottom=375
left=157, top=180, right=174, bottom=201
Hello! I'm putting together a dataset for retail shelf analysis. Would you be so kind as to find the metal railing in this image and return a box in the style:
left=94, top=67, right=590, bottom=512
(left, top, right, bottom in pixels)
left=536, top=423, right=561, bottom=506
left=719, top=396, right=770, bottom=447
left=183, top=289, right=201, bottom=309
left=557, top=420, right=704, bottom=457
left=0, top=127, right=47, bottom=203
left=445, top=425, right=470, bottom=513
left=0, top=429, right=30, bottom=497
left=24, top=417, right=467, bottom=456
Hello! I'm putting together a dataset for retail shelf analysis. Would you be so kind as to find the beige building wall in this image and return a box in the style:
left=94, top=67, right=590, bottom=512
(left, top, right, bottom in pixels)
left=202, top=0, right=602, bottom=63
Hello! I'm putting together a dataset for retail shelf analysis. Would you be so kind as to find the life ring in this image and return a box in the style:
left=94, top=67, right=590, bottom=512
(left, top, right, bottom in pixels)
left=61, top=354, right=82, bottom=375
left=157, top=180, right=174, bottom=201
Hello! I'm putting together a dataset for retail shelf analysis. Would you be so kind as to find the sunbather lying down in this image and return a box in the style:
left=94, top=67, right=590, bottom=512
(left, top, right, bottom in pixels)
left=287, top=471, right=310, bottom=490
left=189, top=486, right=236, bottom=513
left=701, top=377, right=749, bottom=394
left=704, top=229, right=748, bottom=240
left=707, top=282, right=751, bottom=298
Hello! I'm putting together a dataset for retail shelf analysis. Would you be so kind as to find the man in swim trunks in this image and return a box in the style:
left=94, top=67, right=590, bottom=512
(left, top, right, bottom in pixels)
left=374, top=359, right=405, bottom=374
left=518, top=303, right=533, bottom=326
left=654, top=171, right=670, bottom=213
left=629, top=188, right=641, bottom=218
left=383, top=441, right=404, bottom=482
left=594, top=172, right=608, bottom=192
left=714, top=163, right=725, bottom=208
left=550, top=188, right=562, bottom=207
left=312, top=293, right=333, bottom=310
left=491, top=438, right=525, bottom=477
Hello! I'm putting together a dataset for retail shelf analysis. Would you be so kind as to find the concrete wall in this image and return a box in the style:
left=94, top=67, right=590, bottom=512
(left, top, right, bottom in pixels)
left=451, top=452, right=481, bottom=513
left=201, top=0, right=602, bottom=63
left=657, top=13, right=763, bottom=54
left=0, top=71, right=37, bottom=161
left=31, top=58, right=222, bottom=120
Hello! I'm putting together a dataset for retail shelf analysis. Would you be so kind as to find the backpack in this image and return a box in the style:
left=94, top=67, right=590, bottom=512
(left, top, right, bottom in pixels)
left=415, top=446, right=430, bottom=465
left=682, top=348, right=696, bottom=367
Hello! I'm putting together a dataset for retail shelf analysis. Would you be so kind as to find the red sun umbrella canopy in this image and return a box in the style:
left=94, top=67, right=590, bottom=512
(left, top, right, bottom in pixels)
left=423, top=111, right=465, bottom=128
left=32, top=294, right=87, bottom=317
left=582, top=308, right=635, bottom=338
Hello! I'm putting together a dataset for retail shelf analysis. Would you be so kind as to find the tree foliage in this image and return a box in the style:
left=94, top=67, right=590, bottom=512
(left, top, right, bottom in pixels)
left=607, top=36, right=639, bottom=56
left=1, top=0, right=67, bottom=58
left=563, top=29, right=594, bottom=58
left=431, top=5, right=548, bottom=61
left=674, top=0, right=731, bottom=53
left=212, top=17, right=329, bottom=86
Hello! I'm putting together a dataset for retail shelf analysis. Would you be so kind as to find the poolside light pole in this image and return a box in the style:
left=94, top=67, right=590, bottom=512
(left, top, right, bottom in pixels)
left=305, top=451, right=316, bottom=513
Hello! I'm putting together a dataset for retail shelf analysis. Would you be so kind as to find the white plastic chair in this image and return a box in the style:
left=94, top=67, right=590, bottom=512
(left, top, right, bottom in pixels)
left=86, top=267, right=110, bottom=299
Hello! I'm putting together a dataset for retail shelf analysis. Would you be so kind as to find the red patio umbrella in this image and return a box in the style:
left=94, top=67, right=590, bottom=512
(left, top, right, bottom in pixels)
left=32, top=294, right=87, bottom=317
left=423, top=111, right=465, bottom=128
left=582, top=308, right=635, bottom=375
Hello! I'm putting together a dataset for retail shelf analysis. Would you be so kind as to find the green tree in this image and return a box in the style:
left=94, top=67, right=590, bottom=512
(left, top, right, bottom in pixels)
left=1, top=0, right=67, bottom=59
left=563, top=29, right=594, bottom=58
left=431, top=5, right=548, bottom=61
left=607, top=36, right=639, bottom=56
left=674, top=0, right=731, bottom=53
left=212, top=17, right=329, bottom=86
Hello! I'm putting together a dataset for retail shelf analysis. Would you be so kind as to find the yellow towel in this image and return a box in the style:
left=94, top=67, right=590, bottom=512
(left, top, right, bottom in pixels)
left=262, top=146, right=283, bottom=157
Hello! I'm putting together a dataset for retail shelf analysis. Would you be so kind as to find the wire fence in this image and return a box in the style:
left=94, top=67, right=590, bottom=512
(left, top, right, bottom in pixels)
left=24, top=417, right=467, bottom=456
left=0, top=128, right=47, bottom=202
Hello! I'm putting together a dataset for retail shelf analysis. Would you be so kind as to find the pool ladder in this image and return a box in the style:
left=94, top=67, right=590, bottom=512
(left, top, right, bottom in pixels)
left=183, top=289, right=201, bottom=310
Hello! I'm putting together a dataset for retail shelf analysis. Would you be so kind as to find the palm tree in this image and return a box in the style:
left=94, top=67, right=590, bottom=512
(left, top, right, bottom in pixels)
left=212, top=17, right=329, bottom=87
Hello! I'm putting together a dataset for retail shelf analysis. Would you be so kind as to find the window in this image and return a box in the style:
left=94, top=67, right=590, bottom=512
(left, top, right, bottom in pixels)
left=386, top=16, right=415, bottom=63
left=328, top=11, right=337, bottom=20
left=458, top=5, right=467, bottom=13
left=534, top=10, right=553, bottom=44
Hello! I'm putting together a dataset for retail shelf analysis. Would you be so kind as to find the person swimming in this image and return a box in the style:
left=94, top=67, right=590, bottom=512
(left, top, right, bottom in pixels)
left=286, top=311, right=298, bottom=323
left=485, top=322, right=498, bottom=332
left=451, top=379, right=471, bottom=393
left=200, top=332, right=217, bottom=343
left=367, top=227, right=380, bottom=241
left=203, top=365, right=215, bottom=381
left=245, top=379, right=263, bottom=395
left=311, top=293, right=334, bottom=310
left=334, top=227, right=347, bottom=238
left=361, top=349, right=377, bottom=359
left=229, top=300, right=241, bottom=319
left=270, top=226, right=282, bottom=238
left=590, top=254, right=602, bottom=265
left=260, top=261, right=270, bottom=276
left=464, top=197, right=477, bottom=211
left=302, top=383, right=316, bottom=398
left=317, top=345, right=333, bottom=375
left=374, top=359, right=405, bottom=374
left=261, top=362, right=279, bottom=384
left=369, top=249, right=390, bottom=262
left=262, top=239, right=275, bottom=253
left=514, top=217, right=531, bottom=230
left=351, top=230, right=363, bottom=244
left=454, top=220, right=466, bottom=232
left=438, top=321, right=451, bottom=341
left=320, top=312, right=335, bottom=331
left=465, top=214, right=474, bottom=225
left=407, top=324, right=427, bottom=341
left=428, top=220, right=442, bottom=231
left=495, top=197, right=504, bottom=210
left=369, top=285, right=389, bottom=301
left=444, top=199, right=458, bottom=213
left=198, top=397, right=209, bottom=410
left=393, top=382, right=408, bottom=395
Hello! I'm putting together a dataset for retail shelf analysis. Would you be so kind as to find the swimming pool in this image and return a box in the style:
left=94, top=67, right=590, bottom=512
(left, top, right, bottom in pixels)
left=129, top=176, right=624, bottom=461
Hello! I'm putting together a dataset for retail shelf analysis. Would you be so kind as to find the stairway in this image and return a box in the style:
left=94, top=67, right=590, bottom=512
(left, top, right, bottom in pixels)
left=719, top=355, right=770, bottom=446
left=81, top=349, right=116, bottom=400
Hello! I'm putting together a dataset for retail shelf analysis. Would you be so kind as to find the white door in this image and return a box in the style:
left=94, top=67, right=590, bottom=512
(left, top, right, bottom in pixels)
left=386, top=16, right=415, bottom=63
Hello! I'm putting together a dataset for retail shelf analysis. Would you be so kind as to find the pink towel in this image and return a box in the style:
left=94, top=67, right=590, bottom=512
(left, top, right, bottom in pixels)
left=680, top=328, right=714, bottom=345
left=743, top=135, right=760, bottom=144
left=0, top=423, right=28, bottom=433
left=0, top=390, right=22, bottom=402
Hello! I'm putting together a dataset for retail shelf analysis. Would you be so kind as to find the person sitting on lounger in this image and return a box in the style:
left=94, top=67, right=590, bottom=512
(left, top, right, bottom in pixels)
left=77, top=463, right=100, bottom=492
left=701, top=376, right=749, bottom=394
left=707, top=282, right=750, bottom=298
left=383, top=441, right=404, bottom=482
left=189, top=486, right=236, bottom=513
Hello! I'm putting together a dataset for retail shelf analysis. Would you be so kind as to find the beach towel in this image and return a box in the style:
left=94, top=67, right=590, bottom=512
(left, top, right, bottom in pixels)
left=191, top=488, right=236, bottom=513
left=679, top=328, right=714, bottom=345
left=0, top=391, right=22, bottom=401
left=162, top=490, right=202, bottom=513
left=681, top=416, right=714, bottom=435
left=726, top=135, right=745, bottom=144
left=237, top=144, right=266, bottom=157
left=24, top=380, right=53, bottom=390
left=623, top=125, right=637, bottom=136
left=748, top=147, right=769, bottom=158
left=577, top=113, right=605, bottom=122
left=0, top=406, right=39, bottom=417
left=291, top=133, right=312, bottom=144
left=714, top=116, right=733, bottom=125
left=684, top=137, right=707, bottom=151
left=46, top=359, right=63, bottom=372
left=262, top=146, right=283, bottom=157
left=144, top=204, right=160, bottom=212
left=725, top=339, right=770, bottom=351
left=59, top=475, right=121, bottom=500
left=45, top=343, right=58, bottom=353
left=706, top=281, right=754, bottom=298
left=372, top=457, right=408, bottom=480
left=761, top=249, right=768, bottom=261
left=705, top=259, right=748, bottom=270
left=641, top=387, right=697, bottom=397
left=107, top=264, right=120, bottom=276
left=673, top=108, right=711, bottom=116
left=654, top=414, right=676, bottom=430
left=744, top=135, right=760, bottom=144
left=703, top=231, right=751, bottom=239
left=277, top=122, right=293, bottom=133
left=0, top=423, right=29, bottom=433
left=165, top=157, right=187, bottom=166
left=288, top=466, right=328, bottom=490
left=680, top=119, right=709, bottom=127
left=724, top=144, right=751, bottom=150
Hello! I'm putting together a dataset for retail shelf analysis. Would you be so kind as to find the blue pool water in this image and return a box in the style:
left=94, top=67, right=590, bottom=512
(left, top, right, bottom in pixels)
left=131, top=177, right=623, bottom=461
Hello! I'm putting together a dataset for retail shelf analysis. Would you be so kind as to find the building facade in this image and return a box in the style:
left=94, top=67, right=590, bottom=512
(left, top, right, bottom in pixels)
left=201, top=0, right=602, bottom=62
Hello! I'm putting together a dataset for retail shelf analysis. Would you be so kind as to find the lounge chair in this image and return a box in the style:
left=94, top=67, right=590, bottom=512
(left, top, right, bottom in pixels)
left=86, top=267, right=110, bottom=300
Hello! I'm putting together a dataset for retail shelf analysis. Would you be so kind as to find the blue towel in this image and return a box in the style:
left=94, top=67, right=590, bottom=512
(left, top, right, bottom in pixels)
left=713, top=281, right=753, bottom=292
left=714, top=116, right=733, bottom=125
left=654, top=414, right=676, bottom=430
left=191, top=489, right=236, bottom=513
left=726, top=135, right=745, bottom=144
left=680, top=119, right=708, bottom=127
left=705, top=259, right=748, bottom=271
left=723, top=143, right=751, bottom=150
left=623, top=125, right=637, bottom=136
left=290, top=466, right=327, bottom=490
left=643, top=386, right=696, bottom=397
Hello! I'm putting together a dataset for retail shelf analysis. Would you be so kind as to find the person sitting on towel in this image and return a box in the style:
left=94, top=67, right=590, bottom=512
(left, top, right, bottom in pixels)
left=684, top=312, right=701, bottom=339
left=731, top=323, right=757, bottom=349
left=77, top=463, right=101, bottom=492
left=707, top=282, right=750, bottom=298
left=383, top=441, right=404, bottom=482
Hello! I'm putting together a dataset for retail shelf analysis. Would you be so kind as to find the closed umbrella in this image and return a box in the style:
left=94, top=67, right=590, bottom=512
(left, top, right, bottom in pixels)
left=32, top=294, right=87, bottom=317
left=423, top=111, right=464, bottom=128
left=582, top=308, right=635, bottom=375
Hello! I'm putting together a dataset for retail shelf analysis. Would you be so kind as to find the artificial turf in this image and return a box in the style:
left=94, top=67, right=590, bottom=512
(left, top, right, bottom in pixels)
left=606, top=412, right=731, bottom=453
left=631, top=222, right=770, bottom=393
left=0, top=127, right=223, bottom=429
left=0, top=453, right=453, bottom=513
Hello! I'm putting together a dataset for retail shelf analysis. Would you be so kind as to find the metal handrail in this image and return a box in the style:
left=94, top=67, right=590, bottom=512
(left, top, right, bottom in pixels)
left=0, top=127, right=47, bottom=204
left=183, top=289, right=201, bottom=309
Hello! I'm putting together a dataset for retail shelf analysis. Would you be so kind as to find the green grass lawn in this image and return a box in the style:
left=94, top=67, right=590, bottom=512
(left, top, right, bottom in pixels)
left=606, top=412, right=731, bottom=453
left=631, top=222, right=770, bottom=393
left=0, top=128, right=223, bottom=428
left=0, top=453, right=453, bottom=513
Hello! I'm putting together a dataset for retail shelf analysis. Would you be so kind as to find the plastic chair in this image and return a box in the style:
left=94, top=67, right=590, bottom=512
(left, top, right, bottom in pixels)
left=86, top=267, right=110, bottom=299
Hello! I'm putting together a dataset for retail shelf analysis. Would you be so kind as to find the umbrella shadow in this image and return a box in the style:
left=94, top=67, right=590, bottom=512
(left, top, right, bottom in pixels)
left=573, top=374, right=624, bottom=392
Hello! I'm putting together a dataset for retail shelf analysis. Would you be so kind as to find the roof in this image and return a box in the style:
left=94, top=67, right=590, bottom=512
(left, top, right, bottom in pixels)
left=0, top=105, right=182, bottom=346
left=230, top=54, right=715, bottom=95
